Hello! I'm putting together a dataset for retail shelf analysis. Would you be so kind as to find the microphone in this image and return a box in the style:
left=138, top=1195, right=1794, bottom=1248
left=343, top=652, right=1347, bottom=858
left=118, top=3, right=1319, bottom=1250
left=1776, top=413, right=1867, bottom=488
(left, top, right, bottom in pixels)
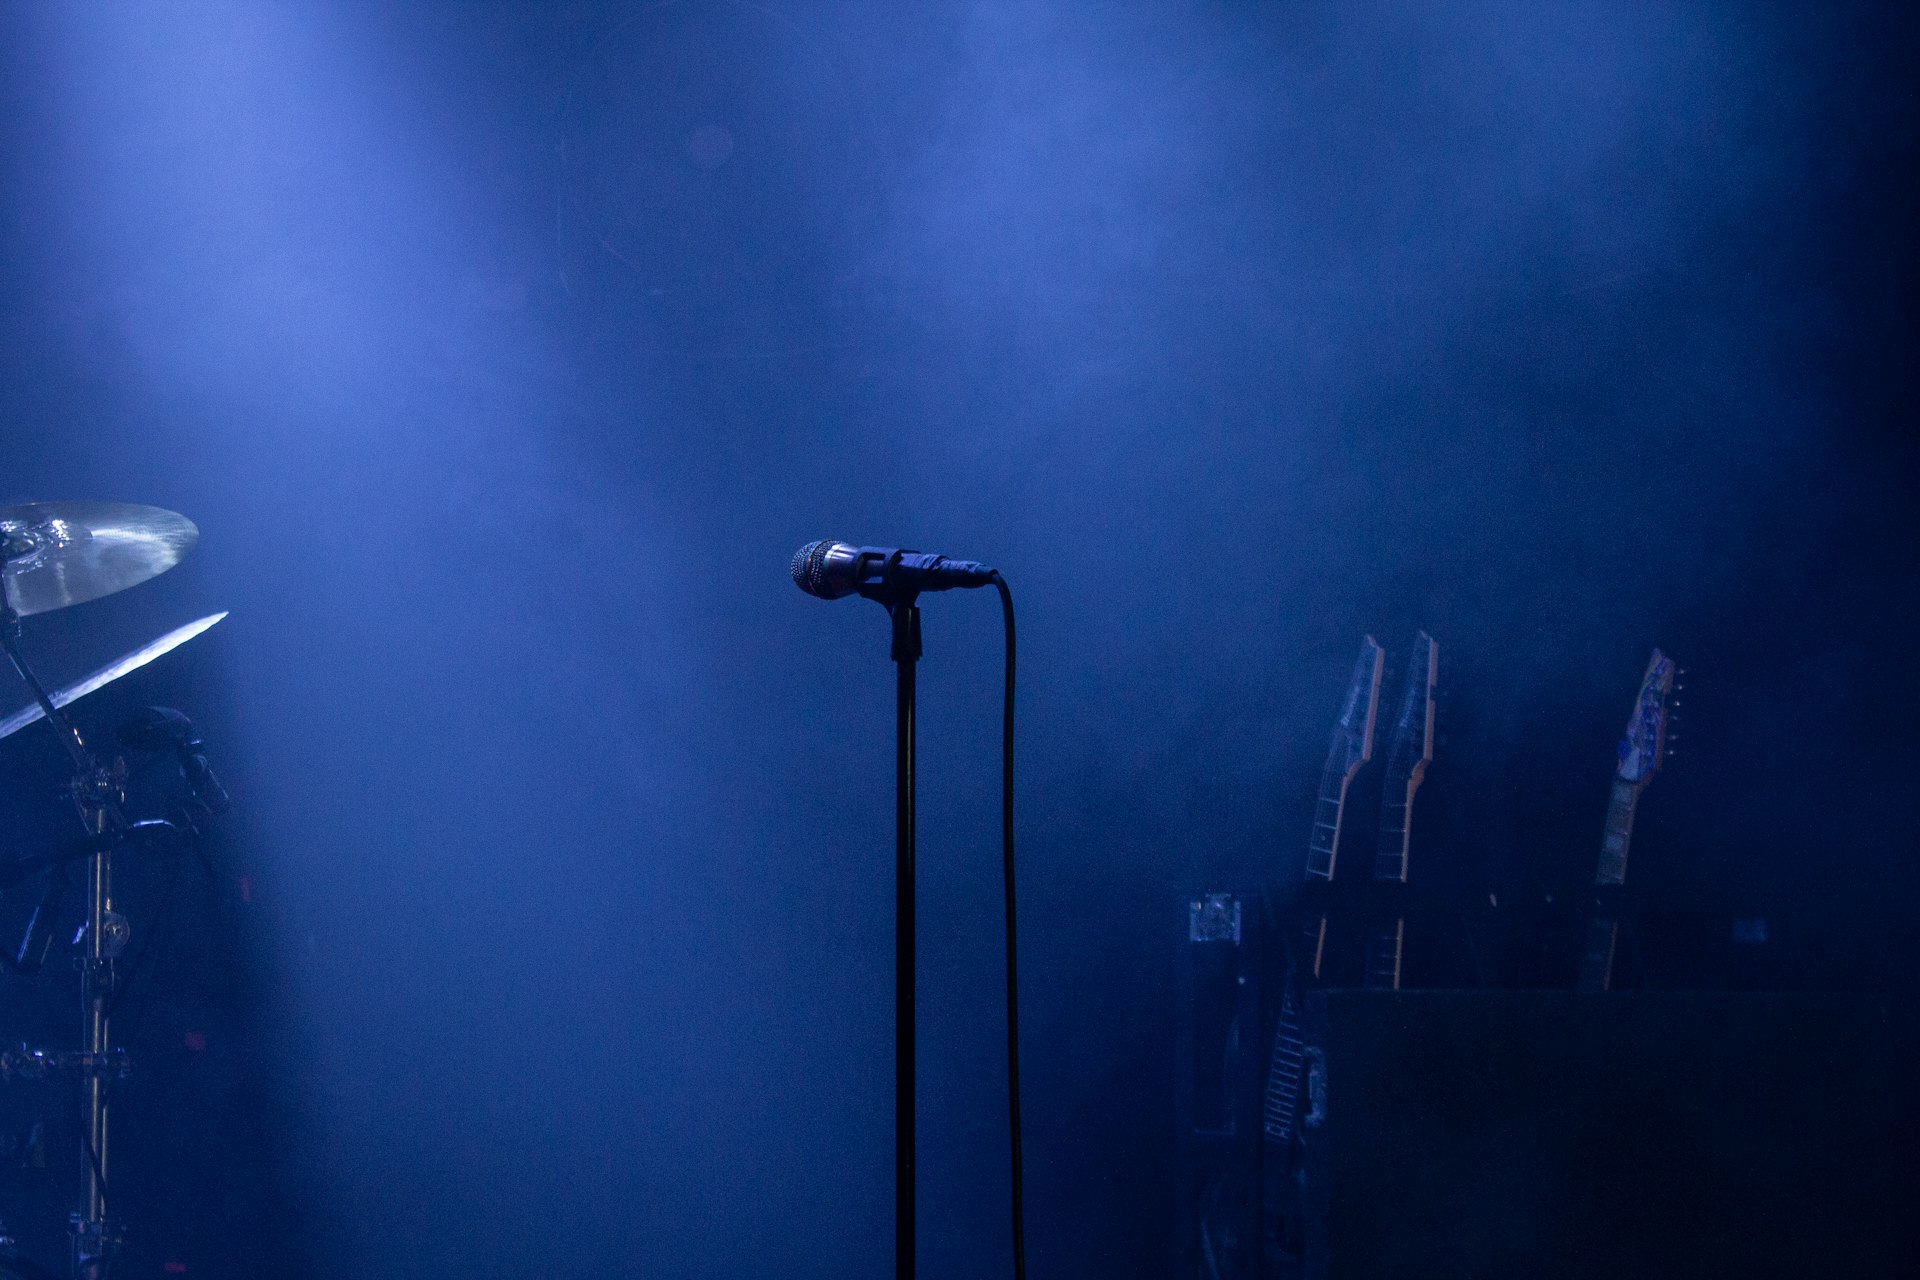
left=791, top=541, right=996, bottom=602
left=117, top=707, right=230, bottom=816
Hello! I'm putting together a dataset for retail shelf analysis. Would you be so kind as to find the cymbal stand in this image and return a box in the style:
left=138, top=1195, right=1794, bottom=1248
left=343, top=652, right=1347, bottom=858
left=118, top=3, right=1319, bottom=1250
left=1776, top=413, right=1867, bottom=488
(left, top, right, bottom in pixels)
left=1, top=567, right=126, bottom=1280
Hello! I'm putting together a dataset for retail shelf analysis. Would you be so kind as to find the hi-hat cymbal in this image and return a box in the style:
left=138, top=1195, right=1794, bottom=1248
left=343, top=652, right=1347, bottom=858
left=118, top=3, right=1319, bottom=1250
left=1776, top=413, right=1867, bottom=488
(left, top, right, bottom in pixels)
left=0, top=613, right=227, bottom=744
left=0, top=502, right=199, bottom=617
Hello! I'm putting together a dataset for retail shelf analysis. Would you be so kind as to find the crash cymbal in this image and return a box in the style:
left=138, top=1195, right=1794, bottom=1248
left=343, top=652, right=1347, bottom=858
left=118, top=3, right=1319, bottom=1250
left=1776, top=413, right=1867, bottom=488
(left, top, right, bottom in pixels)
left=0, top=613, right=227, bottom=743
left=0, top=502, right=199, bottom=617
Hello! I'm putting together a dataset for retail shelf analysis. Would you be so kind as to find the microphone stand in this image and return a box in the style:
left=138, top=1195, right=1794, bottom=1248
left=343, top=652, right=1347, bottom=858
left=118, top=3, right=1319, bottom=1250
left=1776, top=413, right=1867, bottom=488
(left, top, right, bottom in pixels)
left=1, top=566, right=125, bottom=1280
left=888, top=595, right=921, bottom=1280
left=794, top=542, right=1006, bottom=1278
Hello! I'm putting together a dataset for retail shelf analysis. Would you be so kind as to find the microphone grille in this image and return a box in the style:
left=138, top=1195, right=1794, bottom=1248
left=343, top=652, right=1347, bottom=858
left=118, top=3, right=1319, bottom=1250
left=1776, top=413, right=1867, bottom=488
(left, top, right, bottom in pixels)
left=791, top=540, right=832, bottom=597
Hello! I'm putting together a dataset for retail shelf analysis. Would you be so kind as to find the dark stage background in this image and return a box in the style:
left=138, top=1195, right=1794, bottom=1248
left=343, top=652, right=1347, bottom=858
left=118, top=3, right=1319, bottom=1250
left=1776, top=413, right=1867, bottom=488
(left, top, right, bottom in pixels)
left=2, top=2, right=1916, bottom=1276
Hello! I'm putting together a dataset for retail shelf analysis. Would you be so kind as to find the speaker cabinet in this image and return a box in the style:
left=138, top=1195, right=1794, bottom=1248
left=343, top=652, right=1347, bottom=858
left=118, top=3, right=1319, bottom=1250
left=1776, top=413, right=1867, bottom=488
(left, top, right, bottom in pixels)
left=1301, top=991, right=1916, bottom=1278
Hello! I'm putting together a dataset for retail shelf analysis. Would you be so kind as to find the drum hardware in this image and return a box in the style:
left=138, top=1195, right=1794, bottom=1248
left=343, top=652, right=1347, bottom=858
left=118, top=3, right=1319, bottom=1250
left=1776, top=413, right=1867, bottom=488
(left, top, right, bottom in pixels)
left=2, top=824, right=183, bottom=979
left=0, top=1051, right=132, bottom=1087
left=0, top=824, right=184, bottom=894
left=1, top=1214, right=62, bottom=1280
left=1, top=502, right=224, bottom=1280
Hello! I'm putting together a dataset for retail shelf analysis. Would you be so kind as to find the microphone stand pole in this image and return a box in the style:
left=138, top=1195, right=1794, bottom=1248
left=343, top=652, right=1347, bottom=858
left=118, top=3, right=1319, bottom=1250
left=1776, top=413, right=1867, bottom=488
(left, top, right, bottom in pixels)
left=888, top=596, right=921, bottom=1280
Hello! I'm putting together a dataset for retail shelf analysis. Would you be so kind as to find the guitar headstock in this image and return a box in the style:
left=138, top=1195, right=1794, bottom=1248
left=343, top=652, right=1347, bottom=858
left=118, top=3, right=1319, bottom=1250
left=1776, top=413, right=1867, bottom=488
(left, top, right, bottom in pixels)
left=1615, top=649, right=1676, bottom=787
left=1399, top=630, right=1438, bottom=783
left=1334, top=636, right=1385, bottom=781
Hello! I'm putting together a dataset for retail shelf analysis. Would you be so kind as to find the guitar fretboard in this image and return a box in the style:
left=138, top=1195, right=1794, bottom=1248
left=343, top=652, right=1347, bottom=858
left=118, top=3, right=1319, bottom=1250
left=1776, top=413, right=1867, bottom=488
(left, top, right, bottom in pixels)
left=1363, top=919, right=1405, bottom=991
left=1365, top=634, right=1436, bottom=991
left=1304, top=637, right=1383, bottom=883
left=1576, top=913, right=1619, bottom=993
left=1371, top=633, right=1437, bottom=885
left=1264, top=978, right=1307, bottom=1143
left=1595, top=776, right=1639, bottom=886
left=1304, top=751, right=1352, bottom=883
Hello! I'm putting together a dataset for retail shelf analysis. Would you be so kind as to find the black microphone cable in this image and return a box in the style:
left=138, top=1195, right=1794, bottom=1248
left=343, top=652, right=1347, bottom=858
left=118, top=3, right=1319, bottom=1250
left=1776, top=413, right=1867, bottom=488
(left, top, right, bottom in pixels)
left=991, top=570, right=1028, bottom=1280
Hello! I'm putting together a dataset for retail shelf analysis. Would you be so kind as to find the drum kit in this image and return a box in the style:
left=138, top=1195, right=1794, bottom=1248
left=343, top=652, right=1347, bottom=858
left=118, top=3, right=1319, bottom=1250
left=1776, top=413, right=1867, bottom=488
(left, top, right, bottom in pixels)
left=0, top=502, right=228, bottom=1280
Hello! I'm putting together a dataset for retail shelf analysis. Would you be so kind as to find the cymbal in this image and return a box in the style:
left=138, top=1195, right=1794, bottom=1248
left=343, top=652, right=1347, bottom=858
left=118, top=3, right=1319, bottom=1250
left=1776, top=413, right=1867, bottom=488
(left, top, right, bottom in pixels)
left=0, top=613, right=227, bottom=744
left=0, top=502, right=199, bottom=617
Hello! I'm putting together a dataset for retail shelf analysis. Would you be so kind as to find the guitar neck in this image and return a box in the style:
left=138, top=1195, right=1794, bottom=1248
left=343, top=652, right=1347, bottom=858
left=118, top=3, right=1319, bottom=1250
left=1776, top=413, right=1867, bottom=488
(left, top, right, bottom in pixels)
left=1595, top=776, right=1640, bottom=886
left=1362, top=918, right=1404, bottom=990
left=1264, top=978, right=1308, bottom=1143
left=1305, top=754, right=1355, bottom=881
left=1372, top=634, right=1436, bottom=883
left=1582, top=783, right=1638, bottom=992
left=1366, top=636, right=1434, bottom=989
left=1301, top=754, right=1349, bottom=979
left=1576, top=912, right=1619, bottom=993
left=1305, top=638, right=1384, bottom=883
left=1372, top=762, right=1420, bottom=883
